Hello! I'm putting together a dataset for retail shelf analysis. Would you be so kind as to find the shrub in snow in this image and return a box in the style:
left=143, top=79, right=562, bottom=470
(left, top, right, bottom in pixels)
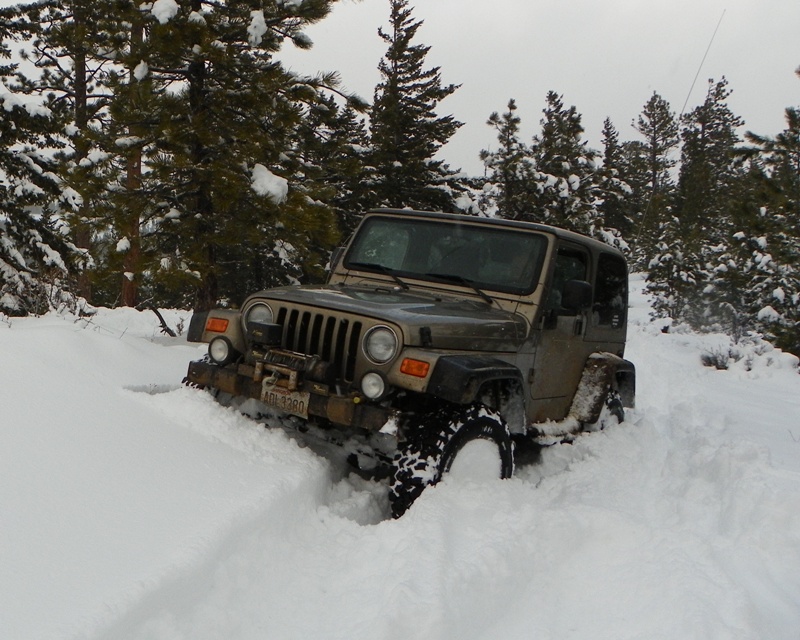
left=701, top=333, right=799, bottom=373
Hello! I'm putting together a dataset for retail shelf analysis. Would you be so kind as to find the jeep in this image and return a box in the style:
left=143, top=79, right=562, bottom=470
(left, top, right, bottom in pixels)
left=185, top=208, right=636, bottom=516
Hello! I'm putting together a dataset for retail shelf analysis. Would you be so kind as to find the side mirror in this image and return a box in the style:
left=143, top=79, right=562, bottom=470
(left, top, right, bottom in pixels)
left=562, top=279, right=593, bottom=311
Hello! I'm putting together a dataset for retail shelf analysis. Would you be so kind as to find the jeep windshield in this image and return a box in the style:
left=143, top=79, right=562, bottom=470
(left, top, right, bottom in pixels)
left=344, top=215, right=548, bottom=296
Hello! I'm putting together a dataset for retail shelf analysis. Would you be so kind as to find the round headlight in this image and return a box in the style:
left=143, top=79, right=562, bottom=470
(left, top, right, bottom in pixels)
left=244, top=302, right=273, bottom=328
left=361, top=372, right=387, bottom=399
left=209, top=336, right=234, bottom=365
left=364, top=326, right=398, bottom=364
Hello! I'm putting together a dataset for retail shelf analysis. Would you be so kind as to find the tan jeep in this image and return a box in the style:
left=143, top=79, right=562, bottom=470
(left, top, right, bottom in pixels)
left=185, top=208, right=635, bottom=516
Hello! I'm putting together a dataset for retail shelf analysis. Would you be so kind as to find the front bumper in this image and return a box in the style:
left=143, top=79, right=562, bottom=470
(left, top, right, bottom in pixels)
left=186, top=359, right=392, bottom=431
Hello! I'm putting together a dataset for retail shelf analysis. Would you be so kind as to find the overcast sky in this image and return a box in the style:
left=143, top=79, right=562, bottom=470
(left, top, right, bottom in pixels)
left=2, top=0, right=797, bottom=176
left=280, top=0, right=800, bottom=175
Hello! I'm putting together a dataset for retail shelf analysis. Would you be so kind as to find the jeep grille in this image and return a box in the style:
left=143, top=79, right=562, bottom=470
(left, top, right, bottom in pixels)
left=274, top=306, right=363, bottom=383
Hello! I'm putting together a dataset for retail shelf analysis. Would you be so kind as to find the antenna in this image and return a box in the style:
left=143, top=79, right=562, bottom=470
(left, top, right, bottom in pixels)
left=630, top=9, right=726, bottom=252
left=680, top=9, right=727, bottom=117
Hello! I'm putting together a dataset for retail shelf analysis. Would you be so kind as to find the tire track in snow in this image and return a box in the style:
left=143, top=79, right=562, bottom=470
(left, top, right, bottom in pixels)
left=93, top=291, right=800, bottom=640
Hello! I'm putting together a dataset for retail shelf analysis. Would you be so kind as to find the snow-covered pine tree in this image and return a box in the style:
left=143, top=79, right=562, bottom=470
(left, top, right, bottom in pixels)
left=645, top=214, right=695, bottom=324
left=527, top=91, right=606, bottom=238
left=597, top=118, right=634, bottom=238
left=629, top=92, right=679, bottom=265
left=0, top=48, right=85, bottom=314
left=677, top=79, right=743, bottom=246
left=369, top=0, right=464, bottom=212
left=721, top=105, right=800, bottom=353
left=294, top=94, right=374, bottom=238
left=3, top=0, right=126, bottom=304
left=92, top=0, right=355, bottom=310
left=671, top=77, right=745, bottom=328
left=478, top=98, right=535, bottom=219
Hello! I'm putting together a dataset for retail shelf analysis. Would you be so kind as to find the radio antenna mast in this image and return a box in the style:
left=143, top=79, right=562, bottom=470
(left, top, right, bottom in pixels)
left=680, top=9, right=727, bottom=116
left=631, top=9, right=726, bottom=250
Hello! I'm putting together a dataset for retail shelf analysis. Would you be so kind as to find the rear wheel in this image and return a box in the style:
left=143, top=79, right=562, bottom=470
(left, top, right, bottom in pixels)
left=390, top=403, right=514, bottom=518
left=585, top=389, right=624, bottom=431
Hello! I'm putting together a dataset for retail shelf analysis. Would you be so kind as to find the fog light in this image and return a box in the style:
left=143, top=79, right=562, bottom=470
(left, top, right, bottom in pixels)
left=209, top=336, right=234, bottom=365
left=361, top=372, right=386, bottom=399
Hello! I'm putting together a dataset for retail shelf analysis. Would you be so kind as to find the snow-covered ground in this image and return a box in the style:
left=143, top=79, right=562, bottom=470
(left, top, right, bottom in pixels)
left=2, top=275, right=800, bottom=640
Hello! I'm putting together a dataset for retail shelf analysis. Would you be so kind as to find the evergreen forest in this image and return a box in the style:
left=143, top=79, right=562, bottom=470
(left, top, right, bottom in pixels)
left=1, top=0, right=798, bottom=356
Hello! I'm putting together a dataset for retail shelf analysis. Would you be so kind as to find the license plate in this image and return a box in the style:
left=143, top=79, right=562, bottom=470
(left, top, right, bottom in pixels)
left=261, top=384, right=310, bottom=419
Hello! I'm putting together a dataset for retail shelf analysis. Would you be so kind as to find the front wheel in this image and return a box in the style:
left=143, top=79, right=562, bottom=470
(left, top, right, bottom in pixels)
left=390, top=403, right=514, bottom=518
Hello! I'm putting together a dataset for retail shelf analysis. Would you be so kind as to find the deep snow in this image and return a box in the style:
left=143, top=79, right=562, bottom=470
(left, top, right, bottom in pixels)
left=2, top=276, right=800, bottom=640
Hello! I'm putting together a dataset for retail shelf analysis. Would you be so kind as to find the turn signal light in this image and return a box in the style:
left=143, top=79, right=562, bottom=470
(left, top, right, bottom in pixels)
left=205, top=317, right=229, bottom=333
left=400, top=358, right=430, bottom=378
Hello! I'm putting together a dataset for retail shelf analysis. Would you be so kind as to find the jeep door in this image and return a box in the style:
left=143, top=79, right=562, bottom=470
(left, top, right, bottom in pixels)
left=528, top=242, right=597, bottom=422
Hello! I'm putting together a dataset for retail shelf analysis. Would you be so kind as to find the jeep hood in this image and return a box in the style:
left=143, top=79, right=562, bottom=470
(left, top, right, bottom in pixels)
left=249, top=285, right=529, bottom=351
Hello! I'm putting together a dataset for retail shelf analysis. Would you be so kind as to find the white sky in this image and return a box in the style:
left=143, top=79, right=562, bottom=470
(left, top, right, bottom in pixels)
left=280, top=0, right=800, bottom=175
left=2, top=0, right=797, bottom=176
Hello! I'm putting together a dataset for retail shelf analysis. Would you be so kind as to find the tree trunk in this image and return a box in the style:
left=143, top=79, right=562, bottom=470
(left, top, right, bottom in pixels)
left=121, top=17, right=144, bottom=308
left=187, top=2, right=217, bottom=312
left=72, top=11, right=93, bottom=302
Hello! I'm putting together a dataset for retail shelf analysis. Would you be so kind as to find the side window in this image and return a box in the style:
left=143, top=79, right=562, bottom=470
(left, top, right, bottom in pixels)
left=544, top=247, right=588, bottom=316
left=594, top=253, right=627, bottom=327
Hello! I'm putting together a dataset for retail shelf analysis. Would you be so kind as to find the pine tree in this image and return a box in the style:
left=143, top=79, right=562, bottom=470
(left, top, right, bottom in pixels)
left=478, top=98, right=534, bottom=219
left=369, top=0, right=464, bottom=212
left=629, top=92, right=679, bottom=264
left=295, top=95, right=374, bottom=238
left=677, top=78, right=744, bottom=247
left=634, top=93, right=679, bottom=197
left=90, top=0, right=353, bottom=310
left=597, top=117, right=634, bottom=237
left=527, top=91, right=603, bottom=235
left=3, top=0, right=132, bottom=304
left=744, top=106, right=800, bottom=219
left=674, top=77, right=745, bottom=327
left=721, top=105, right=800, bottom=353
left=0, top=42, right=85, bottom=314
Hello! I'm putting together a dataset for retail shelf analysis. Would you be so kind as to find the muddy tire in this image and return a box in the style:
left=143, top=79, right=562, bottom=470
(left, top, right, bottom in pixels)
left=585, top=389, right=624, bottom=431
left=390, top=403, right=514, bottom=518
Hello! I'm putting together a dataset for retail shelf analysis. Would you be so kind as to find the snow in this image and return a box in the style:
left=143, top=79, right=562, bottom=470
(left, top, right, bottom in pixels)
left=133, top=61, right=149, bottom=81
left=757, top=305, right=781, bottom=322
left=150, top=0, right=179, bottom=24
left=0, top=79, right=51, bottom=118
left=250, top=164, right=288, bottom=204
left=2, top=276, right=800, bottom=640
left=247, top=10, right=268, bottom=46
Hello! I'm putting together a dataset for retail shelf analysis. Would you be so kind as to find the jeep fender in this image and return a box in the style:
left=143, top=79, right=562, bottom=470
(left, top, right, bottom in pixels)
left=426, top=355, right=524, bottom=406
left=187, top=309, right=246, bottom=354
left=569, top=352, right=636, bottom=423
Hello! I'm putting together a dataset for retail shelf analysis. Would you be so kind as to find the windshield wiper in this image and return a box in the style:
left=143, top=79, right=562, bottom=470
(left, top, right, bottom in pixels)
left=425, top=272, right=496, bottom=306
left=348, top=262, right=409, bottom=290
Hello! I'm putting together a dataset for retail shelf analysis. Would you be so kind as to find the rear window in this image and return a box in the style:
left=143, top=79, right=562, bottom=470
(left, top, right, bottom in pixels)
left=594, top=253, right=627, bottom=327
